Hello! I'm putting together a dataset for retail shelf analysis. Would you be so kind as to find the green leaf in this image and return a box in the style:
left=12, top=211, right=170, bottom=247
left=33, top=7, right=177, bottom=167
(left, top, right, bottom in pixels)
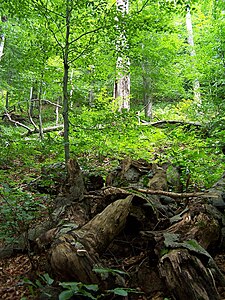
left=23, top=278, right=36, bottom=287
left=35, top=279, right=43, bottom=288
left=85, top=284, right=99, bottom=291
left=40, top=273, right=54, bottom=285
left=110, top=288, right=128, bottom=296
left=59, top=281, right=79, bottom=289
left=58, top=290, right=74, bottom=300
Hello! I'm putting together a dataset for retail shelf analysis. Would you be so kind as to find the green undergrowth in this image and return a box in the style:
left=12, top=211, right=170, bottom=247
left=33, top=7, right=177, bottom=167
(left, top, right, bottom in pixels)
left=0, top=98, right=225, bottom=190
left=0, top=98, right=225, bottom=243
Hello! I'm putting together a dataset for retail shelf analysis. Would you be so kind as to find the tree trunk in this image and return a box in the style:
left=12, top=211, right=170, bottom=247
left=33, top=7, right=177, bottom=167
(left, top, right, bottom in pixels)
left=62, top=0, right=71, bottom=166
left=38, top=78, right=44, bottom=140
left=186, top=5, right=201, bottom=103
left=114, top=0, right=130, bottom=112
left=0, top=34, right=5, bottom=60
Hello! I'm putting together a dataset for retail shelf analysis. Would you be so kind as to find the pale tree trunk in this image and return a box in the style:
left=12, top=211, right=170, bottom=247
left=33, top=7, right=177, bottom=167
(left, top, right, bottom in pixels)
left=0, top=34, right=5, bottom=60
left=38, top=79, right=44, bottom=140
left=69, top=68, right=75, bottom=107
left=28, top=87, right=39, bottom=131
left=55, top=96, right=60, bottom=125
left=113, top=0, right=130, bottom=112
left=186, top=5, right=201, bottom=103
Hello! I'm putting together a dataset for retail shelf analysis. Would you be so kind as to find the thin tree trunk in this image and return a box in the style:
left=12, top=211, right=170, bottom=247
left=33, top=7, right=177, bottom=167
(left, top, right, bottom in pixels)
left=5, top=91, right=9, bottom=110
left=28, top=87, right=39, bottom=131
left=186, top=5, right=201, bottom=103
left=38, top=79, right=44, bottom=140
left=142, top=75, right=153, bottom=119
left=62, top=0, right=71, bottom=167
left=55, top=96, right=60, bottom=125
left=0, top=34, right=5, bottom=60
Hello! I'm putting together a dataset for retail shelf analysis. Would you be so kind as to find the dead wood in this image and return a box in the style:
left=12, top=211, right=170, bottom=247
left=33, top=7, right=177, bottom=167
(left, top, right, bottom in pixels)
left=24, top=125, right=64, bottom=135
left=3, top=158, right=225, bottom=299
left=141, top=119, right=202, bottom=127
left=49, top=195, right=133, bottom=283
left=159, top=249, right=220, bottom=300
left=127, top=186, right=219, bottom=199
left=3, top=112, right=64, bottom=135
left=141, top=200, right=225, bottom=299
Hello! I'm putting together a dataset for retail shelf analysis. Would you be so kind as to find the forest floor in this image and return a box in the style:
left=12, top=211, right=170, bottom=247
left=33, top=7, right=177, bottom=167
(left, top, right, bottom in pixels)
left=2, top=157, right=225, bottom=300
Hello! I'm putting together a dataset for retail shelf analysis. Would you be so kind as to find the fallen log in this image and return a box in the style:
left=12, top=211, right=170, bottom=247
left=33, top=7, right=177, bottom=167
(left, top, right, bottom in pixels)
left=11, top=159, right=224, bottom=299
left=141, top=119, right=202, bottom=128
left=49, top=195, right=133, bottom=284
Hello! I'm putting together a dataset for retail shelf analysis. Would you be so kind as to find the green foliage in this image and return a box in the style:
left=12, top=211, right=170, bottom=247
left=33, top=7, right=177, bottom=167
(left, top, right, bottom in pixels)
left=59, top=282, right=99, bottom=300
left=23, top=273, right=54, bottom=298
left=0, top=184, right=47, bottom=242
left=58, top=281, right=140, bottom=300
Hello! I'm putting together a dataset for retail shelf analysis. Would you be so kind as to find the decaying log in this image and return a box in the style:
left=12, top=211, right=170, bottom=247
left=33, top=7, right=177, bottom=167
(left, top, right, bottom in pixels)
left=7, top=158, right=221, bottom=299
left=49, top=195, right=133, bottom=283
left=141, top=200, right=225, bottom=299
left=159, top=249, right=220, bottom=300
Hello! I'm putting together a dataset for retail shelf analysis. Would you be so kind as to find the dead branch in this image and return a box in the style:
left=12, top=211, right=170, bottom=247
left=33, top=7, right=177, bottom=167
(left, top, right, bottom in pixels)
left=31, top=98, right=62, bottom=108
left=126, top=187, right=219, bottom=199
left=140, top=120, right=201, bottom=127
left=4, top=113, right=64, bottom=135
left=4, top=113, right=33, bottom=133
left=24, top=125, right=64, bottom=136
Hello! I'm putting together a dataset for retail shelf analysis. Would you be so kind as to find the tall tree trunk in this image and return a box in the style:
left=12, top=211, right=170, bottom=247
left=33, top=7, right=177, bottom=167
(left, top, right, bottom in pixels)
left=62, top=0, right=71, bottom=166
left=113, top=0, right=130, bottom=112
left=142, top=68, right=152, bottom=119
left=186, top=5, right=201, bottom=103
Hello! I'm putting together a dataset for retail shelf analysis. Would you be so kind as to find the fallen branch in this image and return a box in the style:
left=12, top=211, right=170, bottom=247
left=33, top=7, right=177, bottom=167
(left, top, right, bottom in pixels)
left=4, top=113, right=33, bottom=133
left=141, top=119, right=202, bottom=128
left=4, top=113, right=64, bottom=136
left=126, top=187, right=219, bottom=199
left=31, top=98, right=62, bottom=108
left=25, top=125, right=64, bottom=136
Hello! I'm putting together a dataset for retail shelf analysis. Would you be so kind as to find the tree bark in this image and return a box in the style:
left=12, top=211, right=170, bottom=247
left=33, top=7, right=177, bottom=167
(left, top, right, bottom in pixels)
left=186, top=5, right=201, bottom=103
left=113, top=0, right=130, bottom=112
left=49, top=195, right=133, bottom=283
left=62, top=2, right=70, bottom=166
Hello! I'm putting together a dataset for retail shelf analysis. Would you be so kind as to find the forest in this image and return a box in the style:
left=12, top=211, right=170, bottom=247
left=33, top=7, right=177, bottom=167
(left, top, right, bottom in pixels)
left=0, top=0, right=225, bottom=299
